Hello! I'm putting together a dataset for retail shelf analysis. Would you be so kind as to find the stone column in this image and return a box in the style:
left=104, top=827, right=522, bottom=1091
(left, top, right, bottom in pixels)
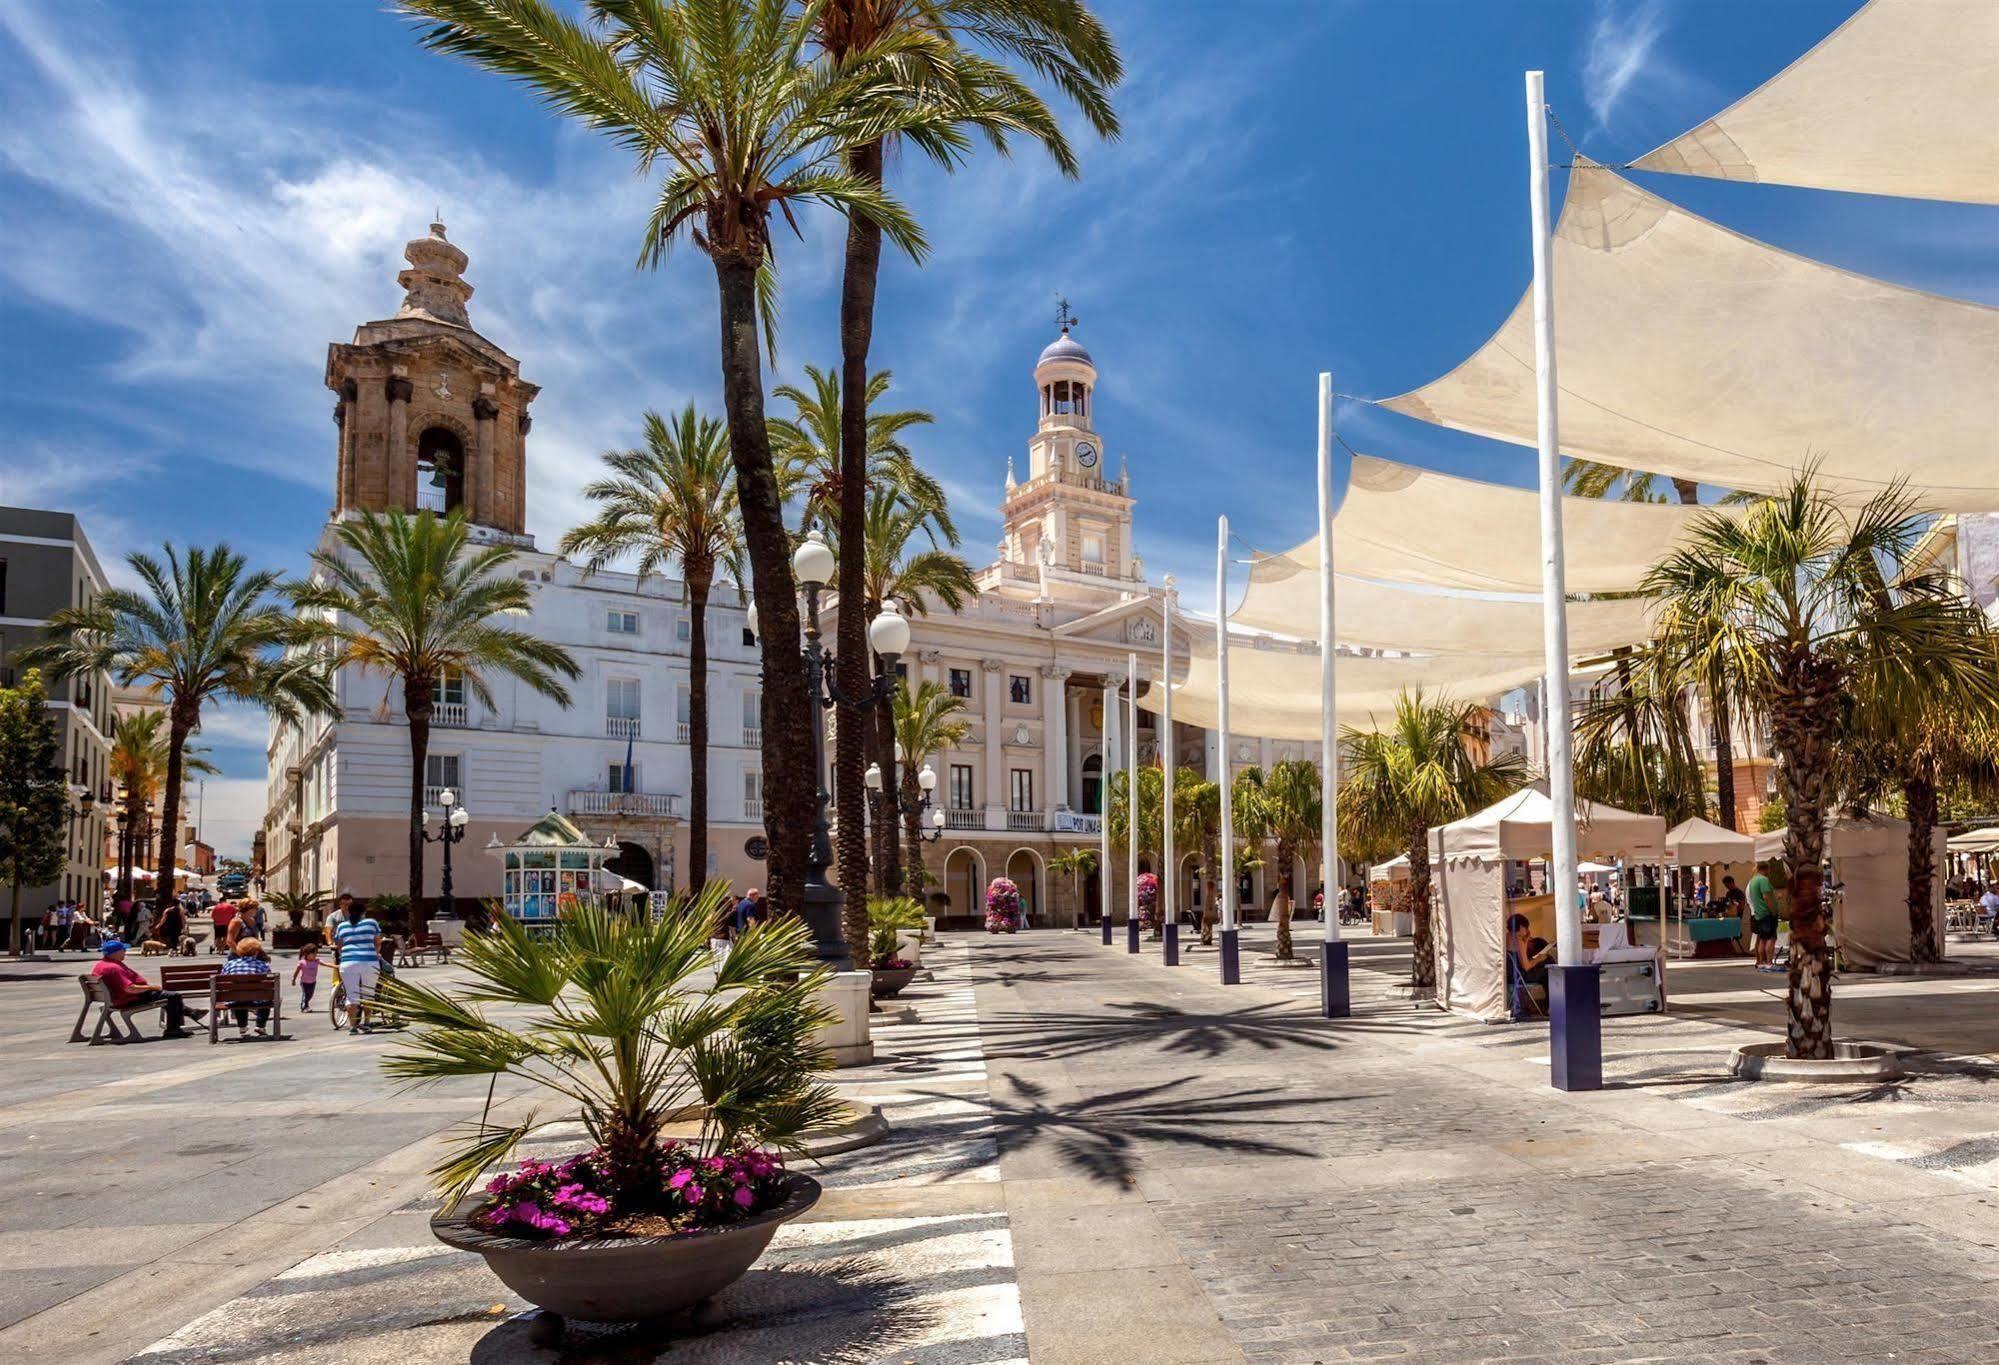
left=385, top=374, right=414, bottom=510
left=334, top=378, right=358, bottom=514
left=472, top=394, right=499, bottom=527
left=1067, top=685, right=1086, bottom=810
left=981, top=658, right=1005, bottom=830
left=513, top=412, right=533, bottom=534
left=1042, top=665, right=1070, bottom=813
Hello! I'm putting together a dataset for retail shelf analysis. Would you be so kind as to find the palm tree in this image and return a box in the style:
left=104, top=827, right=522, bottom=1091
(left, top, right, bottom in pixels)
left=1572, top=655, right=1710, bottom=828
left=1171, top=767, right=1220, bottom=945
left=1563, top=458, right=1700, bottom=507
left=848, top=490, right=977, bottom=911
left=1341, top=693, right=1528, bottom=991
left=1642, top=471, right=1996, bottom=1057
left=560, top=405, right=747, bottom=896
left=404, top=0, right=966, bottom=925
left=891, top=678, right=969, bottom=897
left=290, top=509, right=580, bottom=938
left=1048, top=847, right=1098, bottom=927
left=21, top=544, right=334, bottom=919
left=1234, top=759, right=1321, bottom=961
left=106, top=710, right=217, bottom=905
left=1106, top=763, right=1164, bottom=922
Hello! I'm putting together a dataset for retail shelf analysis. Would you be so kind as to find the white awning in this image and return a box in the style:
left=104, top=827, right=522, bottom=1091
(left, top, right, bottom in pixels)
left=1380, top=166, right=1999, bottom=509
left=1431, top=788, right=1668, bottom=864
left=1947, top=827, right=1999, bottom=854
left=1633, top=0, right=1999, bottom=206
left=1664, top=816, right=1757, bottom=865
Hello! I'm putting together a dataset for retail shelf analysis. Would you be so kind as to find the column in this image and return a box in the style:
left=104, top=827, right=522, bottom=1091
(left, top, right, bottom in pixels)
left=513, top=413, right=533, bottom=533
left=1066, top=686, right=1086, bottom=813
left=1042, top=664, right=1069, bottom=815
left=385, top=374, right=414, bottom=509
left=334, top=378, right=358, bottom=513
left=472, top=394, right=499, bottom=527
left=981, top=658, right=1005, bottom=830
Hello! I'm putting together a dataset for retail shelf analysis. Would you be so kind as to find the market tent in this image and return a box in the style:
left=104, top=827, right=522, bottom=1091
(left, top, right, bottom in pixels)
left=1633, top=0, right=1999, bottom=206
left=1947, top=827, right=1999, bottom=855
left=1429, top=790, right=1667, bottom=1021
left=1368, top=855, right=1411, bottom=882
left=1664, top=817, right=1757, bottom=866
left=1242, top=454, right=1716, bottom=597
left=1755, top=814, right=1947, bottom=967
left=1380, top=166, right=1999, bottom=509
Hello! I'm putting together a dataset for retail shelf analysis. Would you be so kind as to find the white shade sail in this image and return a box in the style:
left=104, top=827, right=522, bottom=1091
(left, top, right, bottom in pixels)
left=1251, top=454, right=1717, bottom=596
left=1381, top=166, right=1999, bottom=509
left=1234, top=568, right=1658, bottom=658
left=1664, top=816, right=1757, bottom=865
left=1633, top=0, right=1999, bottom=206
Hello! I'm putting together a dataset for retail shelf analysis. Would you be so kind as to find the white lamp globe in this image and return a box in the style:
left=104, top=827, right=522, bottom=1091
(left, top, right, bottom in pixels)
left=917, top=764, right=937, bottom=791
left=745, top=601, right=759, bottom=640
left=864, top=762, right=883, bottom=790
left=793, top=529, right=835, bottom=587
left=869, top=600, right=911, bottom=657
left=439, top=788, right=457, bottom=808
left=450, top=805, right=470, bottom=828
left=930, top=806, right=947, bottom=829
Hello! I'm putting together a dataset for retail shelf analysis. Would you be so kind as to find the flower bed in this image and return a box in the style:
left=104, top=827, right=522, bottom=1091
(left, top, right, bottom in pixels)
left=477, top=1144, right=791, bottom=1242
left=985, top=877, right=1022, bottom=933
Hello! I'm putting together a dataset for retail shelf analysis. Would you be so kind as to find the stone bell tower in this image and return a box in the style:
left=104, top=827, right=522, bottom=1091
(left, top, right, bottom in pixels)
left=324, top=221, right=539, bottom=537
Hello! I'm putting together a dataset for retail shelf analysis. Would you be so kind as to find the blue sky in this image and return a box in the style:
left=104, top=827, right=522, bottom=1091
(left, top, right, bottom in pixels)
left=3, top=0, right=1992, bottom=856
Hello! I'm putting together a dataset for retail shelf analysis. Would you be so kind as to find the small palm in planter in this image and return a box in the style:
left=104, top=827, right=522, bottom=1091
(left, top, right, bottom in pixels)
left=867, top=897, right=924, bottom=999
left=379, top=885, right=846, bottom=1337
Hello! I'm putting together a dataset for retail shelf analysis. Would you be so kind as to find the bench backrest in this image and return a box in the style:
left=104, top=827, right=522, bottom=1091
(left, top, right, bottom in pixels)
left=160, top=963, right=221, bottom=994
left=421, top=933, right=444, bottom=948
left=212, top=975, right=278, bottom=1003
left=79, top=974, right=115, bottom=1003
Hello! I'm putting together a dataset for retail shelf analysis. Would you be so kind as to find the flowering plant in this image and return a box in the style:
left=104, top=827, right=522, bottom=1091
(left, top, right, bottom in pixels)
left=984, top=877, right=1022, bottom=933
left=477, top=1151, right=616, bottom=1239
left=1136, top=872, right=1161, bottom=931
left=475, top=1143, right=791, bottom=1241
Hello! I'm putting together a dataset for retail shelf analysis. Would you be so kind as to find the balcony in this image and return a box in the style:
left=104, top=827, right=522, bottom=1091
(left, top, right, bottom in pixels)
left=1007, top=809, right=1046, bottom=832
left=568, top=789, right=681, bottom=818
left=944, top=808, right=984, bottom=831
left=677, top=721, right=693, bottom=743
left=744, top=798, right=764, bottom=821
left=606, top=716, right=642, bottom=740
left=742, top=726, right=762, bottom=748
left=433, top=701, right=468, bottom=728
left=1052, top=810, right=1102, bottom=835
left=422, top=785, right=461, bottom=807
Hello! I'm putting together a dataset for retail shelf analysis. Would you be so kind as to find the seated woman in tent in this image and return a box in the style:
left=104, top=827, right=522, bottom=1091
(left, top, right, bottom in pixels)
left=1507, top=912, right=1557, bottom=1013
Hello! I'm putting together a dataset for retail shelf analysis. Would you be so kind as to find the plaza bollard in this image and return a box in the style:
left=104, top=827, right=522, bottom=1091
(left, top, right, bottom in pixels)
left=1549, top=963, right=1603, bottom=1091
left=1101, top=915, right=1113, bottom=946
left=1126, top=918, right=1140, bottom=954
left=1162, top=921, right=1179, bottom=966
left=1219, top=927, right=1240, bottom=985
left=1320, top=940, right=1350, bottom=1018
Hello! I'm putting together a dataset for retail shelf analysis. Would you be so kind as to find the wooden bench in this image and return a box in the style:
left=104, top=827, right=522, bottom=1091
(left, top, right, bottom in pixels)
left=208, top=974, right=284, bottom=1044
left=160, top=963, right=221, bottom=998
left=399, top=932, right=450, bottom=967
left=70, top=975, right=151, bottom=1044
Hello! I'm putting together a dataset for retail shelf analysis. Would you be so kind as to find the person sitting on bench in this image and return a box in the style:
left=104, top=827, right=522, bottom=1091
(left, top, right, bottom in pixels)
left=90, top=940, right=209, bottom=1038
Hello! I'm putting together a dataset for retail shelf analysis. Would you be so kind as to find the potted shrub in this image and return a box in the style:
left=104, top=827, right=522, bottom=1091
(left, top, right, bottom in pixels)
left=866, top=897, right=924, bottom=999
left=380, top=884, right=845, bottom=1342
left=985, top=878, right=1022, bottom=934
left=368, top=892, right=412, bottom=938
left=1137, top=872, right=1161, bottom=939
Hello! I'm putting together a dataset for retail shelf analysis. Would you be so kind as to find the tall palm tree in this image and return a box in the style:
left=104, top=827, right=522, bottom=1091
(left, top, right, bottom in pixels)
left=1230, top=759, right=1321, bottom=961
left=290, top=509, right=580, bottom=937
left=1047, top=847, right=1097, bottom=926
left=1573, top=654, right=1709, bottom=828
left=1563, top=458, right=1699, bottom=507
left=1106, top=762, right=1164, bottom=915
left=1642, top=471, right=1995, bottom=1057
left=847, top=490, right=977, bottom=910
left=1171, top=767, right=1221, bottom=945
left=106, top=709, right=216, bottom=905
left=890, top=678, right=969, bottom=897
left=560, top=405, right=747, bottom=897
left=22, top=544, right=334, bottom=919
left=403, top=0, right=964, bottom=924
left=1341, top=693, right=1527, bottom=991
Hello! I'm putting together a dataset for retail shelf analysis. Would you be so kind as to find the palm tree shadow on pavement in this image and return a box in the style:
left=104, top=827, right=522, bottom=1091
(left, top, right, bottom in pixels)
left=976, top=999, right=1411, bottom=1063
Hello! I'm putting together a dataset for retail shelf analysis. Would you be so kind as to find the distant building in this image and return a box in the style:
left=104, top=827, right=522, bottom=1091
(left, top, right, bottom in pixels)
left=0, top=506, right=113, bottom=912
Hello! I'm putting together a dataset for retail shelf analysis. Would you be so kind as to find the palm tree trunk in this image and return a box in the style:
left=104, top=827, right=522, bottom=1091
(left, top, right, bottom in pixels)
left=1198, top=851, right=1215, bottom=946
left=156, top=702, right=194, bottom=923
left=834, top=141, right=886, bottom=944
left=1408, top=821, right=1436, bottom=991
left=1671, top=477, right=1699, bottom=505
left=1903, top=771, right=1941, bottom=965
left=900, top=767, right=926, bottom=897
left=1709, top=677, right=1737, bottom=830
left=405, top=672, right=434, bottom=942
left=1274, top=838, right=1294, bottom=959
left=712, top=254, right=812, bottom=923
left=686, top=568, right=713, bottom=897
left=1770, top=655, right=1839, bottom=1059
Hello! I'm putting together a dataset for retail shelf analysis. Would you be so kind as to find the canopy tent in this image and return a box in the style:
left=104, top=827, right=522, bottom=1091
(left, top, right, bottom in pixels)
left=1231, top=566, right=1659, bottom=657
left=1576, top=861, right=1616, bottom=875
left=1633, top=0, right=1999, bottom=206
left=1367, top=854, right=1413, bottom=937
left=1368, top=854, right=1411, bottom=883
left=1664, top=817, right=1757, bottom=866
left=1755, top=814, right=1947, bottom=967
left=1379, top=166, right=1999, bottom=509
left=1429, top=789, right=1667, bottom=1021
left=1946, top=827, right=1999, bottom=855
left=1244, top=454, right=1716, bottom=597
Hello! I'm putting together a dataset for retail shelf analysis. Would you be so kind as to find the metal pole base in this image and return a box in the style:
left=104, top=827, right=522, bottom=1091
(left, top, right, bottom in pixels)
left=1219, top=927, right=1240, bottom=984
left=1319, top=940, right=1350, bottom=1018
left=1101, top=914, right=1114, bottom=946
left=1163, top=921, right=1179, bottom=966
left=1126, top=919, right=1140, bottom=954
left=1549, top=963, right=1603, bottom=1091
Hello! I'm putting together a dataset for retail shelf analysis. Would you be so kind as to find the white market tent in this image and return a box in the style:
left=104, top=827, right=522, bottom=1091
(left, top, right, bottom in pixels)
left=1379, top=166, right=1999, bottom=509
left=1368, top=854, right=1411, bottom=882
left=1633, top=0, right=1999, bottom=206
left=1946, top=827, right=1999, bottom=855
left=1368, top=854, right=1413, bottom=936
left=1754, top=815, right=1947, bottom=968
left=1662, top=817, right=1758, bottom=956
left=1429, top=789, right=1667, bottom=1022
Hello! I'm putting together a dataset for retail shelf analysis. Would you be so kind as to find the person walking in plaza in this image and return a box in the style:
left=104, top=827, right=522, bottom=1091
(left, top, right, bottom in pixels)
left=221, top=937, right=275, bottom=1037
left=1979, top=882, right=1999, bottom=937
left=293, top=942, right=322, bottom=1013
left=1746, top=863, right=1780, bottom=972
left=211, top=898, right=236, bottom=954
left=733, top=887, right=765, bottom=936
left=90, top=940, right=208, bottom=1038
left=332, top=904, right=383, bottom=1034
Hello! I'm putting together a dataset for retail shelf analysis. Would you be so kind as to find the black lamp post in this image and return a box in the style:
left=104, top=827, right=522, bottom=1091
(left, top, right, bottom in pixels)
left=749, top=528, right=912, bottom=972
left=422, top=787, right=471, bottom=926
left=865, top=754, right=946, bottom=888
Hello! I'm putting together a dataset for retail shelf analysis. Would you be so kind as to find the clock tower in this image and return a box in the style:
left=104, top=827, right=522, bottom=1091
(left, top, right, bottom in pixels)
left=994, top=307, right=1138, bottom=586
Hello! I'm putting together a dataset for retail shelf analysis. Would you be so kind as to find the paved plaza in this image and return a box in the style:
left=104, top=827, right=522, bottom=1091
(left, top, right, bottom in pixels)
left=4, top=927, right=1999, bottom=1363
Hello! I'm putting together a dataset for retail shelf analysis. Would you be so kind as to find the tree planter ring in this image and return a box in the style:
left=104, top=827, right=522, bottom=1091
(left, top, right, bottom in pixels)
left=1729, top=1041, right=1900, bottom=1083
left=431, top=1173, right=821, bottom=1326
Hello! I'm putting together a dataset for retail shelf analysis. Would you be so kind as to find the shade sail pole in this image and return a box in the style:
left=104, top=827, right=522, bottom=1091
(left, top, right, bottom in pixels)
left=1527, top=70, right=1601, bottom=1090
left=1318, top=371, right=1351, bottom=1018
left=1217, top=516, right=1240, bottom=984
left=1100, top=673, right=1118, bottom=946
left=1126, top=650, right=1141, bottom=955
left=1161, top=580, right=1180, bottom=965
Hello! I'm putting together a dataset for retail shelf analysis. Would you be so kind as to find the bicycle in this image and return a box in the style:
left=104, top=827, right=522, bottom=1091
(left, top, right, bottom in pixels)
left=326, top=960, right=404, bottom=1031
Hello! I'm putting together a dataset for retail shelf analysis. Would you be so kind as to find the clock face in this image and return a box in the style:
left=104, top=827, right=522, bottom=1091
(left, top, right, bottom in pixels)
left=1075, top=441, right=1098, bottom=468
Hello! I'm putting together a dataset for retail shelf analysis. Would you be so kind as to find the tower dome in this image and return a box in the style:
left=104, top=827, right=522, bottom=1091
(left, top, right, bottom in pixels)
left=1037, top=330, right=1093, bottom=367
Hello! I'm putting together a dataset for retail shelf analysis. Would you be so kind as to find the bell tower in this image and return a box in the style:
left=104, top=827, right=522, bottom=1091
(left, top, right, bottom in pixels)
left=997, top=302, right=1137, bottom=582
left=324, top=221, right=540, bottom=538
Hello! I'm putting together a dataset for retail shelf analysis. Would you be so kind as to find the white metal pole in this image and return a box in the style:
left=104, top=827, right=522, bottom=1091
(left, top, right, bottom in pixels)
left=1102, top=675, right=1118, bottom=939
left=1318, top=373, right=1341, bottom=948
left=1127, top=650, right=1140, bottom=944
left=1527, top=71, right=1583, bottom=975
left=1217, top=518, right=1235, bottom=935
left=1161, top=581, right=1176, bottom=940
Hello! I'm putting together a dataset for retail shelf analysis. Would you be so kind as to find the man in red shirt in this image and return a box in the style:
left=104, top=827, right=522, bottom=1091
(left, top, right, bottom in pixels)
left=91, top=940, right=208, bottom=1037
left=212, top=901, right=237, bottom=955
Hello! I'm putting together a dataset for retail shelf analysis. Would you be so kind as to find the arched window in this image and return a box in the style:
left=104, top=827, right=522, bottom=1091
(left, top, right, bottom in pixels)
left=1082, top=753, right=1103, bottom=815
left=416, top=426, right=465, bottom=514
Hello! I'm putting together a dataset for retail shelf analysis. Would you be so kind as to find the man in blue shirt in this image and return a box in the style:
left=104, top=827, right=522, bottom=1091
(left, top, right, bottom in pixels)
left=733, top=888, right=765, bottom=937
left=332, top=909, right=383, bottom=1034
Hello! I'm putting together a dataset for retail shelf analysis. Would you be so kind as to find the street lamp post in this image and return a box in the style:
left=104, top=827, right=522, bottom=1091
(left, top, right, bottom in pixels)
left=748, top=529, right=913, bottom=972
left=422, top=787, right=471, bottom=927
left=866, top=756, right=946, bottom=884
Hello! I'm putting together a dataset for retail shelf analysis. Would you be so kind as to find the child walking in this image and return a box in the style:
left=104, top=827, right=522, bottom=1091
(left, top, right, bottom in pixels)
left=293, top=942, right=321, bottom=1012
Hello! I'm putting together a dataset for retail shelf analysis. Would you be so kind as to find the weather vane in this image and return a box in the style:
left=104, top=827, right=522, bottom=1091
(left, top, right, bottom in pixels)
left=1055, top=294, right=1079, bottom=335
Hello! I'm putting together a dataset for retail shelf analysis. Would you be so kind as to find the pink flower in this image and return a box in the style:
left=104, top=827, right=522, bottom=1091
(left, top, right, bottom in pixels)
left=732, top=1186, right=755, bottom=1208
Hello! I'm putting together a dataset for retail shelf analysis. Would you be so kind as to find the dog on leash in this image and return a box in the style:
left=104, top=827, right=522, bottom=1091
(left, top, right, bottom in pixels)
left=139, top=940, right=170, bottom=956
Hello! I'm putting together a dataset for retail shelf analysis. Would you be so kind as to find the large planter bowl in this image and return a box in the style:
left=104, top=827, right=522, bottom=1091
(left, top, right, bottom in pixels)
left=432, top=1173, right=820, bottom=1325
left=870, top=965, right=917, bottom=999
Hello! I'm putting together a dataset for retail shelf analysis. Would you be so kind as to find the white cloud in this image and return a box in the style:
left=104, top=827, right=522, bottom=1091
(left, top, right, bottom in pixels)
left=1581, top=0, right=1694, bottom=135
